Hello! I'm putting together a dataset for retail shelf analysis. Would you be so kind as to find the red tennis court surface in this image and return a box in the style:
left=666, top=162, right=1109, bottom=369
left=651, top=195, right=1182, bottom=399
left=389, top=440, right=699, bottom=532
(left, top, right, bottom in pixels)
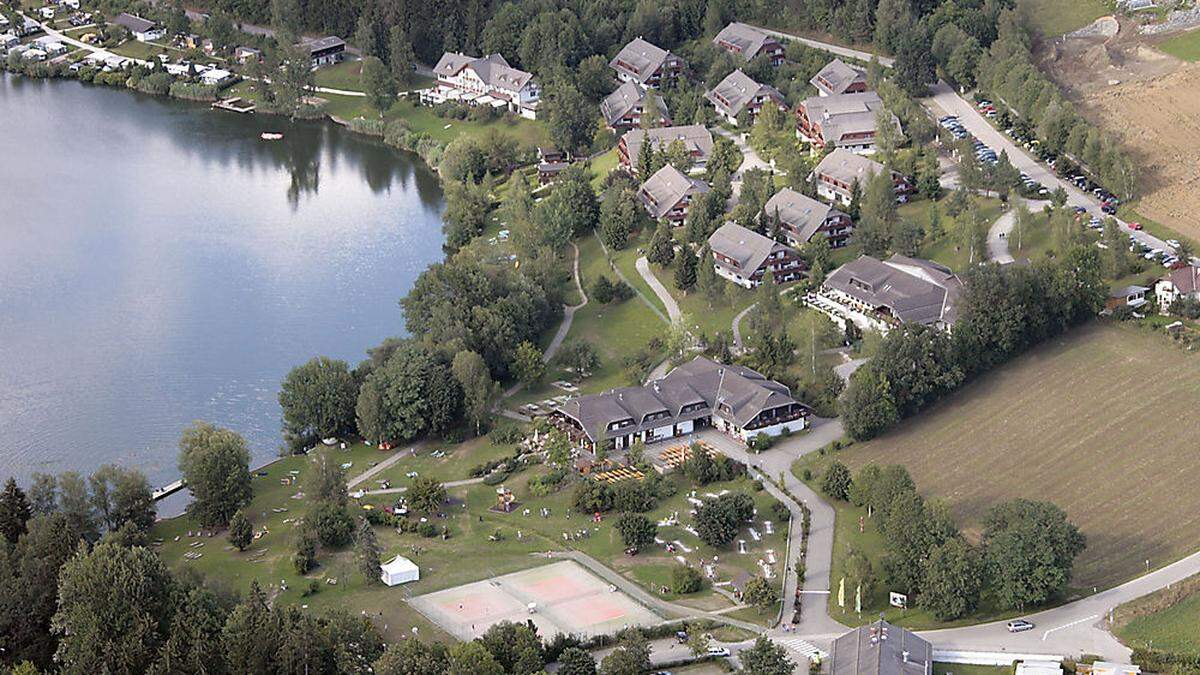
left=408, top=560, right=662, bottom=640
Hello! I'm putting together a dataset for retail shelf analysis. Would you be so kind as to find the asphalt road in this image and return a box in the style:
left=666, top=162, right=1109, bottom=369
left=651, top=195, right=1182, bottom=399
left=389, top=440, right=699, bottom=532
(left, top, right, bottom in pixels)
left=924, top=81, right=1179, bottom=260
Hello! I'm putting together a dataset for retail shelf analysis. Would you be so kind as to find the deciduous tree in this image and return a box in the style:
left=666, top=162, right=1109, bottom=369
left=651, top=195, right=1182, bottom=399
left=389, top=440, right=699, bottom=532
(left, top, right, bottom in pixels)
left=178, top=422, right=252, bottom=528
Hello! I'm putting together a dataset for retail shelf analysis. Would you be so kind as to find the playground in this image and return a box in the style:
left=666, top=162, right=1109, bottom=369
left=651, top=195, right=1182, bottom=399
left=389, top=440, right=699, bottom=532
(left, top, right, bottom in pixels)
left=409, top=560, right=662, bottom=640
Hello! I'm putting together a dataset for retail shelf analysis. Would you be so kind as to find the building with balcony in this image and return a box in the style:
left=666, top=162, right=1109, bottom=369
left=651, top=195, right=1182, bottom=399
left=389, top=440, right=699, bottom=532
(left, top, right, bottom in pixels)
left=706, top=69, right=785, bottom=126
left=639, top=164, right=710, bottom=226
left=812, top=254, right=963, bottom=333
left=796, top=91, right=899, bottom=154
left=553, top=356, right=812, bottom=450
left=811, top=58, right=868, bottom=97
left=609, top=37, right=686, bottom=87
left=764, top=187, right=854, bottom=248
left=810, top=149, right=911, bottom=206
left=713, top=22, right=784, bottom=65
left=428, top=52, right=540, bottom=119
left=707, top=222, right=804, bottom=288
left=600, top=81, right=671, bottom=132
left=618, top=124, right=713, bottom=172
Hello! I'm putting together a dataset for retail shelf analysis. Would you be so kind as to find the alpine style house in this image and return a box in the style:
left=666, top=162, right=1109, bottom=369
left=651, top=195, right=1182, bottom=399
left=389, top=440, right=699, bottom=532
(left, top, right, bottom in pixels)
left=553, top=357, right=811, bottom=450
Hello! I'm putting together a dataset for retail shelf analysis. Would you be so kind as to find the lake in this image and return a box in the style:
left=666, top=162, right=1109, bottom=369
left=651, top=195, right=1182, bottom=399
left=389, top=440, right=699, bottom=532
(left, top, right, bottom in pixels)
left=0, top=74, right=446, bottom=496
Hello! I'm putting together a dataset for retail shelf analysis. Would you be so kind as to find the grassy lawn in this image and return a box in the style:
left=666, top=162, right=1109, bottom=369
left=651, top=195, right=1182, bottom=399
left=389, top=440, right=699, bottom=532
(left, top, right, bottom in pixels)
left=795, top=321, right=1200, bottom=590
left=1020, top=0, right=1109, bottom=37
left=643, top=257, right=760, bottom=339
left=1114, top=574, right=1200, bottom=655
left=589, top=147, right=619, bottom=190
left=369, top=436, right=520, bottom=488
left=313, top=59, right=363, bottom=91
left=1157, top=28, right=1200, bottom=62
left=109, top=39, right=178, bottom=61
left=902, top=195, right=1005, bottom=273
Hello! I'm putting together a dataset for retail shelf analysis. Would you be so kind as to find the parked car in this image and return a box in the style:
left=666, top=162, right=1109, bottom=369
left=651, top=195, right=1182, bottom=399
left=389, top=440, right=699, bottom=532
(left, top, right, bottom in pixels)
left=1007, top=619, right=1035, bottom=633
left=1101, top=203, right=1117, bottom=215
left=1128, top=222, right=1143, bottom=231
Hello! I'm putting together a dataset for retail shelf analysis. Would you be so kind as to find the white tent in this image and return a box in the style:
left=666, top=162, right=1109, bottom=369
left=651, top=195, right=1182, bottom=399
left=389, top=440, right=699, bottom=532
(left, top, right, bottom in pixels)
left=380, top=555, right=420, bottom=586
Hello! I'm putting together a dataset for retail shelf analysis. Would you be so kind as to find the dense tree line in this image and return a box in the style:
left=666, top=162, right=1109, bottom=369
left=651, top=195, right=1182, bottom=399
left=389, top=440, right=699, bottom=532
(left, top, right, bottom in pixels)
left=821, top=462, right=1085, bottom=619
left=841, top=246, right=1106, bottom=441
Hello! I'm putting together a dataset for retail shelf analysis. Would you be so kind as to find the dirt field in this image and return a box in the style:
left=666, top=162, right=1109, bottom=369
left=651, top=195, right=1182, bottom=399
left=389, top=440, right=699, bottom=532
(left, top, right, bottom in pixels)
left=1040, top=19, right=1200, bottom=239
left=830, top=322, right=1200, bottom=589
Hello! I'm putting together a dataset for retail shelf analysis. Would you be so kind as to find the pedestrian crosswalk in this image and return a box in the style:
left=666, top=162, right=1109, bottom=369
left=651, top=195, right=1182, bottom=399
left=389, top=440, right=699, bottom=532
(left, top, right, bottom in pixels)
left=776, top=636, right=827, bottom=662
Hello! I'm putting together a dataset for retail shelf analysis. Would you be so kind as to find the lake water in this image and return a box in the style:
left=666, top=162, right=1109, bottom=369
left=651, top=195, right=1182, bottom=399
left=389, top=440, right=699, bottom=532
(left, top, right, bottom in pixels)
left=0, top=74, right=445, bottom=494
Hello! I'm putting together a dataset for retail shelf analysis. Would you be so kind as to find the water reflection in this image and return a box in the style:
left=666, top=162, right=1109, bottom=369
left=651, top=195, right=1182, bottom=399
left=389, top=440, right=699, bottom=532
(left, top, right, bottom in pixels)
left=0, top=73, right=445, bottom=493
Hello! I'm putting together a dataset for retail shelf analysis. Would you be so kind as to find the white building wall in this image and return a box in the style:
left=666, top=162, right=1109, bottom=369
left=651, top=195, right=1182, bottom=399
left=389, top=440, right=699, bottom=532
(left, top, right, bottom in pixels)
left=736, top=417, right=807, bottom=442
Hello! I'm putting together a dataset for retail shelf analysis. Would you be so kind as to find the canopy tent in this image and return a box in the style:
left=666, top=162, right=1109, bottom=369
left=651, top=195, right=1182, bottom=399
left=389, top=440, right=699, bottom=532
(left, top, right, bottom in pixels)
left=381, top=555, right=420, bottom=586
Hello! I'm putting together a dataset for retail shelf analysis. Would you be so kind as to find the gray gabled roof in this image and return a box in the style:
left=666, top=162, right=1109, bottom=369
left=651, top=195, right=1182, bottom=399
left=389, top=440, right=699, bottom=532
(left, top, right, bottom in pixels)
left=610, top=37, right=671, bottom=84
left=1165, top=264, right=1200, bottom=295
left=830, top=620, right=932, bottom=675
left=556, top=356, right=805, bottom=442
left=708, top=222, right=795, bottom=277
left=764, top=188, right=841, bottom=243
left=824, top=254, right=963, bottom=326
left=639, top=164, right=710, bottom=219
left=600, top=81, right=668, bottom=126
left=113, top=12, right=156, bottom=33
left=811, top=58, right=867, bottom=96
left=622, top=125, right=713, bottom=165
left=303, top=36, right=345, bottom=54
left=706, top=69, right=784, bottom=118
left=812, top=148, right=886, bottom=187
left=433, top=52, right=534, bottom=92
left=801, top=91, right=898, bottom=144
left=713, top=22, right=778, bottom=62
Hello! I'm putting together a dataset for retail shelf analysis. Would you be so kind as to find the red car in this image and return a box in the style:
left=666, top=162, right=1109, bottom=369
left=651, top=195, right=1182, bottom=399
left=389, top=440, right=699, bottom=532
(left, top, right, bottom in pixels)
left=1128, top=222, right=1143, bottom=231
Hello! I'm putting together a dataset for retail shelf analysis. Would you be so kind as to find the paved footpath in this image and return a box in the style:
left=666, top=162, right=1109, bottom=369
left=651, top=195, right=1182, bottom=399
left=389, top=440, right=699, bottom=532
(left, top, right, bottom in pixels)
left=636, top=256, right=682, bottom=322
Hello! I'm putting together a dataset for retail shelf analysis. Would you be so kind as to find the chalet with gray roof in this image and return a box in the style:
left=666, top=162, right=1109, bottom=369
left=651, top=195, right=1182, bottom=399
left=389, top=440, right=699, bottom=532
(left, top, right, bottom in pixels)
left=609, top=37, right=685, bottom=87
left=600, top=82, right=671, bottom=132
left=810, top=148, right=911, bottom=206
left=764, top=187, right=853, bottom=248
left=113, top=12, right=164, bottom=41
left=815, top=254, right=963, bottom=332
left=553, top=356, right=812, bottom=449
left=429, top=52, right=540, bottom=118
left=713, top=22, right=784, bottom=65
left=707, top=222, right=803, bottom=288
left=797, top=91, right=900, bottom=154
left=829, top=620, right=932, bottom=675
left=811, top=58, right=868, bottom=97
left=618, top=125, right=713, bottom=172
left=1155, top=263, right=1200, bottom=312
left=638, top=164, right=710, bottom=225
left=705, top=69, right=785, bottom=125
left=301, top=36, right=345, bottom=66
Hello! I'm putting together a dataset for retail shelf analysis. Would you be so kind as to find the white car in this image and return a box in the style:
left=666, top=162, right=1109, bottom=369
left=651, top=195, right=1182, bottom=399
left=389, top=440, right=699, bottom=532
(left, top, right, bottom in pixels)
left=1007, top=619, right=1035, bottom=633
left=706, top=647, right=732, bottom=657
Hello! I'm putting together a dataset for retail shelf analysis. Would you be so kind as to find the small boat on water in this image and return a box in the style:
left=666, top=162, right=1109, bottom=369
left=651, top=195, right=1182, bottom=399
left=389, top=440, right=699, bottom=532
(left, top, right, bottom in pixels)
left=260, top=132, right=284, bottom=140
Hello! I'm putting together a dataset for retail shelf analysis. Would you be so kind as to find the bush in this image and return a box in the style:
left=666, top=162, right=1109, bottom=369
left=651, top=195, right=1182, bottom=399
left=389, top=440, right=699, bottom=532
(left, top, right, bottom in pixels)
left=671, top=564, right=703, bottom=594
left=612, top=480, right=657, bottom=513
left=573, top=480, right=614, bottom=513
left=417, top=522, right=439, bottom=537
left=821, top=461, right=853, bottom=501
left=482, top=471, right=508, bottom=486
left=489, top=424, right=525, bottom=445
left=771, top=501, right=791, bottom=522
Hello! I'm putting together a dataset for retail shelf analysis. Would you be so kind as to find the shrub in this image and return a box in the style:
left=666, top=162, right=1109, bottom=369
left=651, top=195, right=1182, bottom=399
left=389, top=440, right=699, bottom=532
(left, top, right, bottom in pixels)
left=671, top=564, right=703, bottom=594
left=417, top=522, right=439, bottom=537
left=482, top=471, right=508, bottom=486
left=771, top=501, right=791, bottom=522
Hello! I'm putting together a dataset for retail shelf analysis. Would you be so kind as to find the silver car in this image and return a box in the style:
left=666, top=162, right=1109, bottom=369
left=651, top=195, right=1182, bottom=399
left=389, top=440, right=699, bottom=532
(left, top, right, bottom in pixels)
left=1007, top=619, right=1035, bottom=633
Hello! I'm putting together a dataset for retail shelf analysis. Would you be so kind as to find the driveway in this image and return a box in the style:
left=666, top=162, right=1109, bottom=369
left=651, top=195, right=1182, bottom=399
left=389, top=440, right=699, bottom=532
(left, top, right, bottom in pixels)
left=696, top=418, right=848, bottom=639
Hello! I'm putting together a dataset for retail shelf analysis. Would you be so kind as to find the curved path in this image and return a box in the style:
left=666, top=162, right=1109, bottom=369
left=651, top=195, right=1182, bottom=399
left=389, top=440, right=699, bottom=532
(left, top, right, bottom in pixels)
left=989, top=199, right=1048, bottom=264
left=636, top=256, right=683, bottom=322
left=731, top=285, right=803, bottom=352
left=501, top=242, right=588, bottom=399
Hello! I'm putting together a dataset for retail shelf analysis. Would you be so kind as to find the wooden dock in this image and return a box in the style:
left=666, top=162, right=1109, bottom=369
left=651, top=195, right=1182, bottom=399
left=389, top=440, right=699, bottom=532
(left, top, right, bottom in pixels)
left=152, top=479, right=186, bottom=501
left=212, top=97, right=256, bottom=114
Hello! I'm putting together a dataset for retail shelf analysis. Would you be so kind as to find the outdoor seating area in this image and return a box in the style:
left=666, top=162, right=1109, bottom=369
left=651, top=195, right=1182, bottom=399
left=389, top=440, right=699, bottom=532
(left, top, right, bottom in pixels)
left=652, top=441, right=718, bottom=474
left=590, top=466, right=645, bottom=483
